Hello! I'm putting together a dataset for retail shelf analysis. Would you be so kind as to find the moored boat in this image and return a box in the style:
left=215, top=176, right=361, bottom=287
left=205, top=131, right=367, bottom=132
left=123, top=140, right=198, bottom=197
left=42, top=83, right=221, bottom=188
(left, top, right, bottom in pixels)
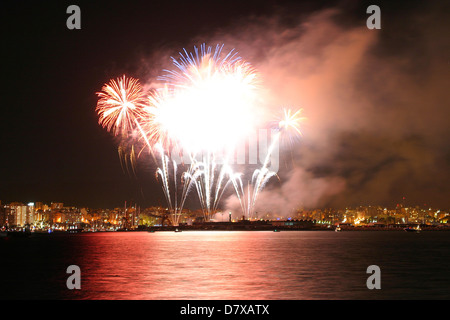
left=404, top=225, right=421, bottom=233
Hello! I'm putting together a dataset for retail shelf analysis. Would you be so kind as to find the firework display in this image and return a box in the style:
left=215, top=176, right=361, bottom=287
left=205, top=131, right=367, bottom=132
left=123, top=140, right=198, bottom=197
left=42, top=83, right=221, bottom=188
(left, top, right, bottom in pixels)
left=95, top=44, right=303, bottom=224
left=96, top=75, right=148, bottom=137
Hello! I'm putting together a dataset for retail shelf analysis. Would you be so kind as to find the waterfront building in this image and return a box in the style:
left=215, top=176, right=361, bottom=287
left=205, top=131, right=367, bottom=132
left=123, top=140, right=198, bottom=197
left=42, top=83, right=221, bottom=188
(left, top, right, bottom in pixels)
left=9, top=202, right=27, bottom=227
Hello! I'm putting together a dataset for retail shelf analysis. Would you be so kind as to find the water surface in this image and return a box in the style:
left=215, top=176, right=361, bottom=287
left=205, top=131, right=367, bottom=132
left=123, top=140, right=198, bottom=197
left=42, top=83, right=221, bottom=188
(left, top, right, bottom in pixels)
left=1, top=231, right=449, bottom=299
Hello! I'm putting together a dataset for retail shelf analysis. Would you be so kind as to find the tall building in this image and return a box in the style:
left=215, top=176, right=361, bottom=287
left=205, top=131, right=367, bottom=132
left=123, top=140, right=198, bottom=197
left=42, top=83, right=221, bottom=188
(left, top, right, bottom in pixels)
left=27, top=203, right=35, bottom=224
left=35, top=202, right=44, bottom=210
left=131, top=206, right=140, bottom=227
left=0, top=205, right=14, bottom=227
left=0, top=204, right=6, bottom=226
left=10, top=202, right=27, bottom=226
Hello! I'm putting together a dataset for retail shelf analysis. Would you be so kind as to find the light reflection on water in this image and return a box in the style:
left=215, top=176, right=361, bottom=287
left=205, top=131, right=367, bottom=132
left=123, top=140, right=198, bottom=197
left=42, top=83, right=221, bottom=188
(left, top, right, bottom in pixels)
left=2, top=231, right=450, bottom=299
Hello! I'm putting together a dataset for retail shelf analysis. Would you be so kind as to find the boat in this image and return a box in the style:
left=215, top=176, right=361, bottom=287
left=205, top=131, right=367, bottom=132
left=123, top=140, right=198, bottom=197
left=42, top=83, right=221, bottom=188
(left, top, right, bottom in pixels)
left=67, top=228, right=84, bottom=233
left=404, top=225, right=421, bottom=233
left=335, top=225, right=342, bottom=232
left=273, top=229, right=280, bottom=232
left=174, top=228, right=182, bottom=232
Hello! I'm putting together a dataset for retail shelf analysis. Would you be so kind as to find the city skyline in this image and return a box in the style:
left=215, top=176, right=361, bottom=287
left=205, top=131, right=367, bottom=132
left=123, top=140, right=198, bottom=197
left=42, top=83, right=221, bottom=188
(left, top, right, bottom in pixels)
left=2, top=198, right=449, bottom=228
left=1, top=195, right=449, bottom=212
left=2, top=0, right=449, bottom=210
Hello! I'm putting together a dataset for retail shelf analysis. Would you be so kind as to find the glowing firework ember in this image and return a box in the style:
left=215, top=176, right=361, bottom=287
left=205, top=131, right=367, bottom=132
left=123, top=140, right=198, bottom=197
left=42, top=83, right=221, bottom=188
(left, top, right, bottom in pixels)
left=96, top=75, right=148, bottom=137
left=151, top=43, right=260, bottom=153
left=279, top=108, right=305, bottom=136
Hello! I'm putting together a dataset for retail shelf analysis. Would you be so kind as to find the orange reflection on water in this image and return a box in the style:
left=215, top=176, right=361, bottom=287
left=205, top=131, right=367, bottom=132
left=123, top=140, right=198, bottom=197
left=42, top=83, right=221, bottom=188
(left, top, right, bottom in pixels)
left=73, top=231, right=356, bottom=299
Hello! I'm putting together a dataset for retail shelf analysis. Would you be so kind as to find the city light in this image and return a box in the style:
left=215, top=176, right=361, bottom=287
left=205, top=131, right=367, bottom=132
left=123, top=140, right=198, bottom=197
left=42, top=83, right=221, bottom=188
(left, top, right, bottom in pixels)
left=1, top=200, right=449, bottom=232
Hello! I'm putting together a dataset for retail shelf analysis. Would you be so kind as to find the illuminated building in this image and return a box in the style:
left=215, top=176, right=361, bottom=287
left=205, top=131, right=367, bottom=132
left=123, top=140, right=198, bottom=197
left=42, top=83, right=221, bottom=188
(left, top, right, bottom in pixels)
left=0, top=204, right=8, bottom=226
left=35, top=202, right=44, bottom=210
left=51, top=202, right=64, bottom=210
left=9, top=202, right=27, bottom=226
left=27, top=202, right=35, bottom=224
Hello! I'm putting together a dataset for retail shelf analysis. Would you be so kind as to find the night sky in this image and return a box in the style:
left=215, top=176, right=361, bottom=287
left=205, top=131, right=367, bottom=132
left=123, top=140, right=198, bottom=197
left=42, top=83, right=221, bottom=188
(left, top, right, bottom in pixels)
left=1, top=0, right=449, bottom=210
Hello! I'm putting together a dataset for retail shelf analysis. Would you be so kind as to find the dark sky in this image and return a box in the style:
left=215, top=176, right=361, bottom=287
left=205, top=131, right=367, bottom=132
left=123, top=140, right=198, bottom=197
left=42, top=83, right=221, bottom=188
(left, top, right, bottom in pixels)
left=1, top=0, right=449, bottom=210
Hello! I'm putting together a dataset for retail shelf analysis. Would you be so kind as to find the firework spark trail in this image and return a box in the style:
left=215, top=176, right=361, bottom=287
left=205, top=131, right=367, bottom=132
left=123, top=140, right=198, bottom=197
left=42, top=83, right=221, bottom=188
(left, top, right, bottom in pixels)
left=155, top=144, right=200, bottom=226
left=184, top=152, right=235, bottom=221
left=232, top=134, right=279, bottom=220
left=232, top=108, right=304, bottom=219
left=249, top=149, right=279, bottom=218
left=118, top=144, right=138, bottom=177
left=229, top=173, right=248, bottom=218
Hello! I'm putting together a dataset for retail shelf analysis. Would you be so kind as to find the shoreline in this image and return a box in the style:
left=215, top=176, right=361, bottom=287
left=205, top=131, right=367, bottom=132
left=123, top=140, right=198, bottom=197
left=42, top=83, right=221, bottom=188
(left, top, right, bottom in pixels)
left=3, top=221, right=449, bottom=236
left=69, top=224, right=450, bottom=233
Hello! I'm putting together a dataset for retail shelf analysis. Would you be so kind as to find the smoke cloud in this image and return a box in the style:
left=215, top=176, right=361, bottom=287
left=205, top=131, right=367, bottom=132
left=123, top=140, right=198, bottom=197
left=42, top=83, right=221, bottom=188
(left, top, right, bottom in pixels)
left=205, top=3, right=450, bottom=214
